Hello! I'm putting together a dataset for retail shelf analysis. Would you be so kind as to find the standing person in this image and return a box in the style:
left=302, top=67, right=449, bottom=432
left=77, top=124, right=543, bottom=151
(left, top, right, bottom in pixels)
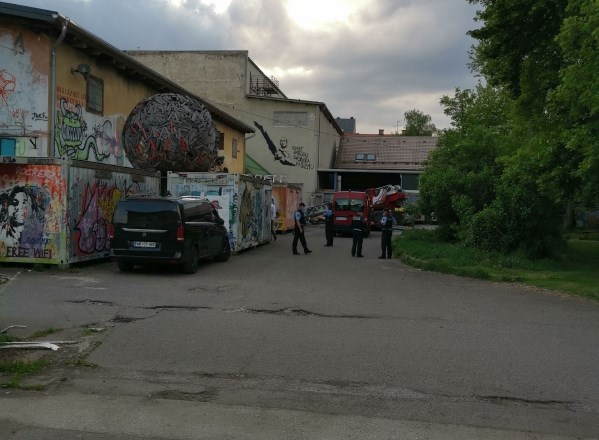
left=323, top=203, right=334, bottom=246
left=292, top=202, right=312, bottom=255
left=351, top=212, right=366, bottom=257
left=379, top=209, right=397, bottom=259
left=270, top=198, right=277, bottom=241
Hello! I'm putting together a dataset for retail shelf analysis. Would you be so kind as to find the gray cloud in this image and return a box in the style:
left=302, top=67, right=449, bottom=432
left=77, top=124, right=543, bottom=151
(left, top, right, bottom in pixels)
left=12, top=0, right=480, bottom=132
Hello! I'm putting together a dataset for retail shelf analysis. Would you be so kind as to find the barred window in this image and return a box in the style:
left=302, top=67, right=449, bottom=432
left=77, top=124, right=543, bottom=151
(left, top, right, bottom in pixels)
left=86, top=76, right=104, bottom=115
left=273, top=111, right=308, bottom=127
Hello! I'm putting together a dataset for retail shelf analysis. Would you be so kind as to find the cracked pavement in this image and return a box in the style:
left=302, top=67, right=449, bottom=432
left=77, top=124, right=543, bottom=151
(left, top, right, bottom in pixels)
left=1, top=226, right=598, bottom=439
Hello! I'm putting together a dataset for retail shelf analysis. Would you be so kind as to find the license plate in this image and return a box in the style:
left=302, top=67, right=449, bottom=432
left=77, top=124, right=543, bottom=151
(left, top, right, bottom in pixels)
left=132, top=241, right=157, bottom=248
left=336, top=216, right=347, bottom=221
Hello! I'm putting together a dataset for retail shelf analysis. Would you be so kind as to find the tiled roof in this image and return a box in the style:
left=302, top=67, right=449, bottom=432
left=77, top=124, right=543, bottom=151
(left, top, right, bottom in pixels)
left=335, top=135, right=438, bottom=170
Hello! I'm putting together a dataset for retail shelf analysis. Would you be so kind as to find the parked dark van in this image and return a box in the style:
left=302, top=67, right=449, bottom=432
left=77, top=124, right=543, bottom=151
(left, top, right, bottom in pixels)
left=109, top=196, right=230, bottom=274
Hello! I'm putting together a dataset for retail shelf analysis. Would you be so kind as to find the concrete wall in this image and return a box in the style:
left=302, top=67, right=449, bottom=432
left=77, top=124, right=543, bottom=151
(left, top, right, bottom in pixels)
left=128, top=50, right=341, bottom=199
left=246, top=98, right=339, bottom=198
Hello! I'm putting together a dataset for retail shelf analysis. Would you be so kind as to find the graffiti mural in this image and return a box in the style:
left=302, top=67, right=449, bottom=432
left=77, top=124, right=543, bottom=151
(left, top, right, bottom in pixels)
left=122, top=93, right=218, bottom=172
left=54, top=98, right=128, bottom=165
left=0, top=164, right=64, bottom=262
left=70, top=175, right=148, bottom=257
left=254, top=121, right=314, bottom=169
left=0, top=29, right=49, bottom=137
left=167, top=173, right=271, bottom=252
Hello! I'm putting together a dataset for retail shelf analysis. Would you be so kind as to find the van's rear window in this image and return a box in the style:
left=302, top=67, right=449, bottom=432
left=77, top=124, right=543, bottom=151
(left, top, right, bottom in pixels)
left=113, top=201, right=179, bottom=228
left=334, top=198, right=365, bottom=212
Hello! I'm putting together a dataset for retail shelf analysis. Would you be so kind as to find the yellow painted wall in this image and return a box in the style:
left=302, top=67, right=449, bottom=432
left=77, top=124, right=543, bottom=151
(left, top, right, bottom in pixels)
left=215, top=122, right=245, bottom=174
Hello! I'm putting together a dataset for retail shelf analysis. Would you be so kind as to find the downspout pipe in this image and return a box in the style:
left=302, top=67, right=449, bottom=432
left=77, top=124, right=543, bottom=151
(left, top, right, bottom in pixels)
left=49, top=17, right=68, bottom=158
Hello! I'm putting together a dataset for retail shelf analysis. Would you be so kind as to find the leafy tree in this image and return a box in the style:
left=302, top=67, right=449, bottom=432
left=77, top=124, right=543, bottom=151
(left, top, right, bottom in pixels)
left=403, top=109, right=437, bottom=136
left=549, top=0, right=599, bottom=204
left=419, top=84, right=512, bottom=241
left=468, top=0, right=568, bottom=114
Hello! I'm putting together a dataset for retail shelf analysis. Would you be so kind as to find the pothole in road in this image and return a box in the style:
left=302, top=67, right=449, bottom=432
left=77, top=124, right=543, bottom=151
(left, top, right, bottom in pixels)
left=109, top=315, right=146, bottom=323
left=67, top=299, right=115, bottom=306
left=153, top=388, right=217, bottom=402
left=238, top=307, right=371, bottom=319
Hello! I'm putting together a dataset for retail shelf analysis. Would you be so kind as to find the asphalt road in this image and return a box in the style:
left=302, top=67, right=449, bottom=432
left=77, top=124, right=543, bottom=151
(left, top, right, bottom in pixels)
left=1, top=225, right=598, bottom=439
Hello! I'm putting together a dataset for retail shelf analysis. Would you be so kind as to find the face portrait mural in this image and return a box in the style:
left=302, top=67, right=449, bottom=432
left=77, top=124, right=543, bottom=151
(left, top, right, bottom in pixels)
left=0, top=185, right=50, bottom=248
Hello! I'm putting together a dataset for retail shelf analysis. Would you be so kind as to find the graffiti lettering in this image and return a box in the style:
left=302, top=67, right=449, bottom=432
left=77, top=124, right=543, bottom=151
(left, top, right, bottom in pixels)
left=32, top=112, right=47, bottom=121
left=10, top=108, right=28, bottom=120
left=74, top=181, right=125, bottom=255
left=6, top=246, right=29, bottom=257
left=33, top=248, right=53, bottom=259
left=292, top=145, right=314, bottom=170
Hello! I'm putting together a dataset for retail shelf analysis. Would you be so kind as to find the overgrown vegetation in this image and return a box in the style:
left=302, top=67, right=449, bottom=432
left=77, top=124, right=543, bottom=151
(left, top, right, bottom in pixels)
left=395, top=230, right=599, bottom=301
left=0, top=358, right=49, bottom=389
left=418, top=0, right=599, bottom=259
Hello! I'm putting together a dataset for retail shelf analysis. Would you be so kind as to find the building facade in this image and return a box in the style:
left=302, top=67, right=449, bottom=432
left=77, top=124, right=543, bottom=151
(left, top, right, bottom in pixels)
left=127, top=50, right=342, bottom=200
left=0, top=3, right=252, bottom=265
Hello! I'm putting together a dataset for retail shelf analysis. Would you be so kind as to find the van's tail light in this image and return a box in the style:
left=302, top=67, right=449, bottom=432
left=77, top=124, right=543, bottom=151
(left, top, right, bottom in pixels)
left=107, top=224, right=115, bottom=240
left=176, top=222, right=185, bottom=241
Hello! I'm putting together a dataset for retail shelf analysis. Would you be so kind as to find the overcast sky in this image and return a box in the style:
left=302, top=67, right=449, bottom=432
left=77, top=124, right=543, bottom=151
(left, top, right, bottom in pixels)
left=12, top=0, right=481, bottom=133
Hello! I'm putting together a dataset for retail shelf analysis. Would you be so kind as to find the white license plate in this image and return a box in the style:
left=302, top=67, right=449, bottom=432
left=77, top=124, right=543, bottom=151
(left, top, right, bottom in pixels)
left=133, top=241, right=157, bottom=248
left=336, top=216, right=347, bottom=221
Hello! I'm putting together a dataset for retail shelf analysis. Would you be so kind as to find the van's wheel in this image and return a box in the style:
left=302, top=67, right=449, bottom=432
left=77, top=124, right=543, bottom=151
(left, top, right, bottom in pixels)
left=118, top=261, right=134, bottom=272
left=214, top=238, right=231, bottom=262
left=182, top=246, right=199, bottom=274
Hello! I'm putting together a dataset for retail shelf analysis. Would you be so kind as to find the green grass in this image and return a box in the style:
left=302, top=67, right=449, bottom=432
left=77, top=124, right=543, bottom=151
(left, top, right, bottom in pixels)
left=0, top=359, right=49, bottom=389
left=26, top=328, right=62, bottom=340
left=395, top=229, right=599, bottom=301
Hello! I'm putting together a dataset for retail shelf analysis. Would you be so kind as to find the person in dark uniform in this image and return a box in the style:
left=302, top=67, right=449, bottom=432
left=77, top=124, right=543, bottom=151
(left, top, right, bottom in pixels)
left=379, top=208, right=396, bottom=259
left=351, top=212, right=366, bottom=257
left=292, top=202, right=312, bottom=255
left=323, top=203, right=334, bottom=246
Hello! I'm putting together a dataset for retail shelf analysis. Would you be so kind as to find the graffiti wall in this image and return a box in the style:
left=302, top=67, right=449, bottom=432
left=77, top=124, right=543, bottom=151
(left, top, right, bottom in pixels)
left=167, top=172, right=271, bottom=252
left=0, top=25, right=135, bottom=166
left=272, top=184, right=302, bottom=232
left=0, top=164, right=65, bottom=263
left=0, top=26, right=50, bottom=157
left=54, top=97, right=131, bottom=166
left=68, top=165, right=160, bottom=260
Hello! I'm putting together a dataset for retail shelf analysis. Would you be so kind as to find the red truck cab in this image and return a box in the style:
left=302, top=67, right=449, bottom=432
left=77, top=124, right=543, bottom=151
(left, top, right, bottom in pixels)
left=332, top=190, right=371, bottom=237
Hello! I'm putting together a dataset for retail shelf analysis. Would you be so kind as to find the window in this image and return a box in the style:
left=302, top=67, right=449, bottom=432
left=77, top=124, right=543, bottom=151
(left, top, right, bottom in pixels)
left=217, top=131, right=224, bottom=150
left=232, top=138, right=238, bottom=159
left=366, top=153, right=376, bottom=161
left=355, top=153, right=365, bottom=161
left=273, top=111, right=308, bottom=127
left=86, top=76, right=103, bottom=115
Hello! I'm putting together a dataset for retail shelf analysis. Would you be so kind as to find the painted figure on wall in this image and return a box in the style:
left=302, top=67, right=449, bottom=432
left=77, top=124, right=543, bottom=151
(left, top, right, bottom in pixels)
left=0, top=184, right=50, bottom=248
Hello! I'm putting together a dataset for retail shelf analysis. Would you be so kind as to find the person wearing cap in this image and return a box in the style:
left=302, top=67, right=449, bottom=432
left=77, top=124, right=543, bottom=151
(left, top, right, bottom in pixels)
left=292, top=202, right=312, bottom=255
left=379, top=208, right=396, bottom=259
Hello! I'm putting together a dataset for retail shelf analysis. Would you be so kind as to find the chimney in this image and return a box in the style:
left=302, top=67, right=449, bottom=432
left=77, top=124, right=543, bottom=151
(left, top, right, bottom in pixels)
left=378, top=129, right=384, bottom=136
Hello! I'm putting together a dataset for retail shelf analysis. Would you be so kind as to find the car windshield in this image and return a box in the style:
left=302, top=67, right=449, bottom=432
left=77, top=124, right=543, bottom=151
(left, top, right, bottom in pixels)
left=113, top=201, right=180, bottom=228
left=334, top=198, right=364, bottom=212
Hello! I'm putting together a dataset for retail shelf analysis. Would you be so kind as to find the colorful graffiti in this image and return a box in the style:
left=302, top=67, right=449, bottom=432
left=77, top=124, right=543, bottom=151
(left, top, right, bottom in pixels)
left=122, top=93, right=218, bottom=172
left=167, top=173, right=271, bottom=252
left=54, top=98, right=108, bottom=162
left=0, top=164, right=63, bottom=262
left=72, top=178, right=145, bottom=256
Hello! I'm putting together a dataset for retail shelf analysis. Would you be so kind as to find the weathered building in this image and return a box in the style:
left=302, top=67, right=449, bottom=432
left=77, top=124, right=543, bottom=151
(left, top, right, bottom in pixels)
left=327, top=130, right=438, bottom=193
left=127, top=50, right=343, bottom=201
left=0, top=2, right=252, bottom=265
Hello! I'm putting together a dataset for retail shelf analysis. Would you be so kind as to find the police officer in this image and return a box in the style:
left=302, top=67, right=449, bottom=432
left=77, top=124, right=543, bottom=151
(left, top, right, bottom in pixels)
left=292, top=202, right=312, bottom=255
left=323, top=203, right=334, bottom=246
left=351, top=212, right=366, bottom=257
left=379, top=208, right=396, bottom=259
